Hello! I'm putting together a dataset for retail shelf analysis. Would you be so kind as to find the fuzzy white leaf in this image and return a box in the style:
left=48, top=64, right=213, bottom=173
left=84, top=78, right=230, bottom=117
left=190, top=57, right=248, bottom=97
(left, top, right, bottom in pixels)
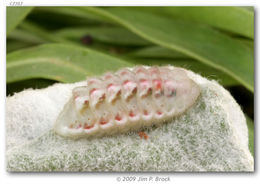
left=6, top=69, right=253, bottom=171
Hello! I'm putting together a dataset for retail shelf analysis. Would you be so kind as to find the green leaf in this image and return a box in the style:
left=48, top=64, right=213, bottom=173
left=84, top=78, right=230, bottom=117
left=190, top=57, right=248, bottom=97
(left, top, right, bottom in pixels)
left=127, top=46, right=189, bottom=59
left=128, top=58, right=239, bottom=87
left=235, top=38, right=254, bottom=52
left=127, top=39, right=253, bottom=60
left=7, top=44, right=133, bottom=83
left=34, top=7, right=112, bottom=24
left=19, top=21, right=70, bottom=43
left=7, top=40, right=36, bottom=53
left=246, top=115, right=254, bottom=156
left=54, top=26, right=150, bottom=46
left=8, top=28, right=47, bottom=44
left=10, top=21, right=82, bottom=48
left=240, top=6, right=254, bottom=12
left=7, top=7, right=33, bottom=36
left=84, top=7, right=254, bottom=92
left=27, top=7, right=104, bottom=30
left=134, top=7, right=254, bottom=39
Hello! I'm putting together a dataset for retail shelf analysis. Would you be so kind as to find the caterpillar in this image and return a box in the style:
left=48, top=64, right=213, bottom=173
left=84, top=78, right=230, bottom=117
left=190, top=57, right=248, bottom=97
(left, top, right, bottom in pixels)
left=54, top=66, right=201, bottom=138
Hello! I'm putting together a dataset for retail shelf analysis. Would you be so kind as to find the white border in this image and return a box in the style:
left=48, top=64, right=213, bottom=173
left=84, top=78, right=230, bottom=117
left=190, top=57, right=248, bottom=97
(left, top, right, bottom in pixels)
left=1, top=0, right=259, bottom=186
left=3, top=0, right=258, bottom=6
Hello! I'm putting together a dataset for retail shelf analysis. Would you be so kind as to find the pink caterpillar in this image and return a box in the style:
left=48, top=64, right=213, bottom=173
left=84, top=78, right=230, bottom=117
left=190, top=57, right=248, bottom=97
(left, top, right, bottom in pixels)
left=54, top=66, right=200, bottom=138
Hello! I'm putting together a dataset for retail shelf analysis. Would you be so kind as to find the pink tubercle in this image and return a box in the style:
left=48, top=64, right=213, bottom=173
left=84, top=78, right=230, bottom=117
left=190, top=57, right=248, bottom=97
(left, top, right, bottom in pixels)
left=123, top=80, right=130, bottom=85
left=107, top=83, right=114, bottom=89
left=90, top=88, right=97, bottom=95
left=153, top=79, right=162, bottom=90
left=84, top=124, right=94, bottom=130
left=115, top=113, right=122, bottom=121
left=156, top=111, right=163, bottom=115
left=129, top=110, right=136, bottom=117
left=99, top=117, right=108, bottom=125
left=120, top=70, right=129, bottom=76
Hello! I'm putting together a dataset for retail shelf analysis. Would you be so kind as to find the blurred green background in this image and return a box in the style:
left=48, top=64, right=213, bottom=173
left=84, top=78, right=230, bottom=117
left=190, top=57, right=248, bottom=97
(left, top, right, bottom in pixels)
left=6, top=6, right=254, bottom=155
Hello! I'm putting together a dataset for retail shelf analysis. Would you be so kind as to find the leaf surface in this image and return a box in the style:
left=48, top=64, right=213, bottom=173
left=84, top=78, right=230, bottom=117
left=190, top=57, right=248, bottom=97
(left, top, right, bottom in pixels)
left=133, top=7, right=254, bottom=39
left=7, top=44, right=132, bottom=83
left=83, top=7, right=254, bottom=92
left=7, top=7, right=33, bottom=36
left=246, top=115, right=254, bottom=156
